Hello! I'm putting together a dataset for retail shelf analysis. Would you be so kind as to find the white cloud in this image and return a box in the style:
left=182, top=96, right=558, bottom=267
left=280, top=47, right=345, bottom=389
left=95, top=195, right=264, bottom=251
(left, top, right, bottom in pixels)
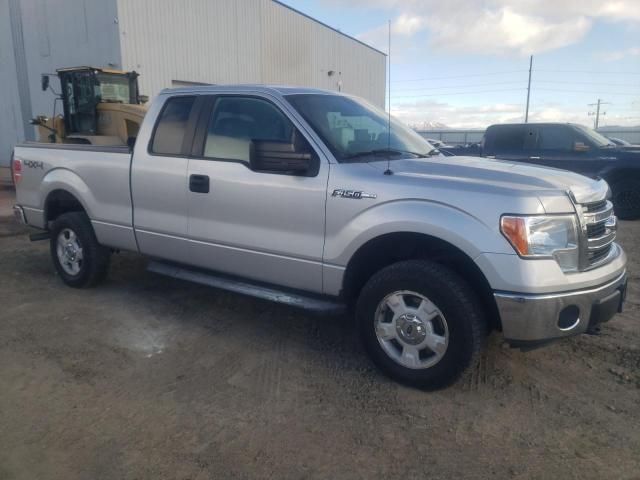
left=426, top=7, right=592, bottom=56
left=342, top=0, right=640, bottom=56
left=357, top=14, right=427, bottom=59
left=595, top=46, right=640, bottom=62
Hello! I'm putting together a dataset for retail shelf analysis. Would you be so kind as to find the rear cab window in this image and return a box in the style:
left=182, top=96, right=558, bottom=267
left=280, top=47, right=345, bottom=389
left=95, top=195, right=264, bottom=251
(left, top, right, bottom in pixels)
left=150, top=96, right=196, bottom=155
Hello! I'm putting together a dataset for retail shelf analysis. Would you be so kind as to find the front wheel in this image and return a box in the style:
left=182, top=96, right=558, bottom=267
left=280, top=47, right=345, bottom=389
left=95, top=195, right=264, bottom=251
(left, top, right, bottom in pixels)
left=356, top=260, right=486, bottom=390
left=50, top=212, right=111, bottom=288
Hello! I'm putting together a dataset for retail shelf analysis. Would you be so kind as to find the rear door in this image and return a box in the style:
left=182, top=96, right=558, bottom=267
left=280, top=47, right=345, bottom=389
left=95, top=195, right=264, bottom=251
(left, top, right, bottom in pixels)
left=185, top=94, right=329, bottom=293
left=131, top=95, right=203, bottom=264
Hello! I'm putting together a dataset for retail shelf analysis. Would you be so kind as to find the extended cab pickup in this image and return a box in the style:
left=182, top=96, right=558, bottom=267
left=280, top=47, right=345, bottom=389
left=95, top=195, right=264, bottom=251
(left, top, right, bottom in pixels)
left=12, top=86, right=628, bottom=389
left=444, top=123, right=640, bottom=219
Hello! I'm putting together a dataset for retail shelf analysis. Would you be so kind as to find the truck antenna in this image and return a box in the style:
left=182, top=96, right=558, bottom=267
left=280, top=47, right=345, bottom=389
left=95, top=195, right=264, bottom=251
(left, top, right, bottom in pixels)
left=384, top=19, right=393, bottom=176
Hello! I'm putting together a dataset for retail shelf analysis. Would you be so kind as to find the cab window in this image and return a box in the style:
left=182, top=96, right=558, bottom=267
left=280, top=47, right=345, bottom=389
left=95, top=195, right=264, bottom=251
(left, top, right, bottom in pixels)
left=204, top=97, right=294, bottom=162
left=538, top=125, right=575, bottom=151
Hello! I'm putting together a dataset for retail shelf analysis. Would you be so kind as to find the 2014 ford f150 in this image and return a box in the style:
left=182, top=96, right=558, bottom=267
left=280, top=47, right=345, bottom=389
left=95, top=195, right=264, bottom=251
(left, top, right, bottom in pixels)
left=12, top=86, right=628, bottom=389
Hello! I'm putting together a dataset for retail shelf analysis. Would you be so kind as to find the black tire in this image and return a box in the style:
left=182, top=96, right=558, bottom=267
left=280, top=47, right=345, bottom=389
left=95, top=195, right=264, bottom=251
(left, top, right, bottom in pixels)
left=611, top=178, right=640, bottom=220
left=356, top=260, right=485, bottom=390
left=50, top=212, right=110, bottom=288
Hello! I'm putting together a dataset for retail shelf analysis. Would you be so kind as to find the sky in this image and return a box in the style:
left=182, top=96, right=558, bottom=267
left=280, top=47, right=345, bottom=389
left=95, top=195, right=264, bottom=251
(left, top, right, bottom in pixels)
left=283, top=0, right=640, bottom=129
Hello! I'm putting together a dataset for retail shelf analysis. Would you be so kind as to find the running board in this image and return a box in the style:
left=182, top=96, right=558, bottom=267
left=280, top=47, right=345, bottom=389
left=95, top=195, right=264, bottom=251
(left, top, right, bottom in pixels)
left=147, top=261, right=345, bottom=314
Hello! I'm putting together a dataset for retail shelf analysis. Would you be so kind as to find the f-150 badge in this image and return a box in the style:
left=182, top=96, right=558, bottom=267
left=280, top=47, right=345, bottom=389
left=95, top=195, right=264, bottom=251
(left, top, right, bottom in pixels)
left=332, top=189, right=377, bottom=199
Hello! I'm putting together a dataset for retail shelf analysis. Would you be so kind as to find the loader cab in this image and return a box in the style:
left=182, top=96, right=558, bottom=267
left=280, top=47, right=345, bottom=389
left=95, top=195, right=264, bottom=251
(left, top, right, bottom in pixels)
left=54, top=67, right=142, bottom=136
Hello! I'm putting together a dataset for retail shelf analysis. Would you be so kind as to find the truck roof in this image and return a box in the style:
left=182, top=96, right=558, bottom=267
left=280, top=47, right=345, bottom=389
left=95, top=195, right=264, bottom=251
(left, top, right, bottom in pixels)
left=159, top=84, right=346, bottom=97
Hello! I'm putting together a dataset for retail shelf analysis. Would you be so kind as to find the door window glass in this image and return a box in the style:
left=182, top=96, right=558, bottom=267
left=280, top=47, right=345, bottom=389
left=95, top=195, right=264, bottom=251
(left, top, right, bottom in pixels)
left=204, top=97, right=294, bottom=162
left=150, top=96, right=196, bottom=155
left=538, top=126, right=574, bottom=151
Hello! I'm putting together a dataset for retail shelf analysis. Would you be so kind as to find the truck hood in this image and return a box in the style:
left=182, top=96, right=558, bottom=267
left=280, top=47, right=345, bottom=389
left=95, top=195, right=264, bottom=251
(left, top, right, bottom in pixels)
left=366, top=155, right=609, bottom=205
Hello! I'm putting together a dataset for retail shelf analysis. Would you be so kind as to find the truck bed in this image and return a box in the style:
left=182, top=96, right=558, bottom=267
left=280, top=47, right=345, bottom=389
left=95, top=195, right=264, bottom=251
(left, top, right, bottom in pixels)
left=13, top=142, right=136, bottom=251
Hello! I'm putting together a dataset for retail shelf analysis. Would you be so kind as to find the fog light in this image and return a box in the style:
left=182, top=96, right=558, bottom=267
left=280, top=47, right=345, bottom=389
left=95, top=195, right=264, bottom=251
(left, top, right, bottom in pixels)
left=558, top=305, right=580, bottom=331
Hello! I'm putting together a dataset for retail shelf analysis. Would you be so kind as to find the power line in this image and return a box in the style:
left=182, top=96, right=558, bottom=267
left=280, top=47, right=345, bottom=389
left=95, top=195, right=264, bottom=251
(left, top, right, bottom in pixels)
left=391, top=70, right=527, bottom=83
left=535, top=80, right=640, bottom=87
left=393, top=81, right=524, bottom=92
left=535, top=69, right=640, bottom=75
left=391, top=88, right=526, bottom=99
left=536, top=88, right=640, bottom=96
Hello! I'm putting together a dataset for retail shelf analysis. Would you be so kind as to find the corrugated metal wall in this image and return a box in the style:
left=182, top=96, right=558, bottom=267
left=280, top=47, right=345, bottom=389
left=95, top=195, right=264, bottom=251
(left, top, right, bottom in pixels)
left=0, top=0, right=121, bottom=168
left=116, top=0, right=386, bottom=106
left=0, top=0, right=25, bottom=171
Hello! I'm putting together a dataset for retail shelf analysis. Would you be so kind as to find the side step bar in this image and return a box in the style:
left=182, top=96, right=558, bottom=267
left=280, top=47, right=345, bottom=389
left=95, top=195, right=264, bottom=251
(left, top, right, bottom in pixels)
left=147, top=261, right=346, bottom=314
left=29, top=231, right=50, bottom=242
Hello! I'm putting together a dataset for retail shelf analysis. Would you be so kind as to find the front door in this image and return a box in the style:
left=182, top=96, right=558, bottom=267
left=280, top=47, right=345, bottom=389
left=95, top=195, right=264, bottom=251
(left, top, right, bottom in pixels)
left=186, top=95, right=329, bottom=293
left=535, top=125, right=600, bottom=177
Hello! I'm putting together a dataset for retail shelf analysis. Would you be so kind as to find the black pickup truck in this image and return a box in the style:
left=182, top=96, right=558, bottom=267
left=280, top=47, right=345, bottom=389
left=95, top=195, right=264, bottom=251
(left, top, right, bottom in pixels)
left=443, top=123, right=640, bottom=219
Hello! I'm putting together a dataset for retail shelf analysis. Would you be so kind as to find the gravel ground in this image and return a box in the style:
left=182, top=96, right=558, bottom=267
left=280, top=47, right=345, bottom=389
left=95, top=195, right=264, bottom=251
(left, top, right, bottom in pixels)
left=1, top=186, right=638, bottom=479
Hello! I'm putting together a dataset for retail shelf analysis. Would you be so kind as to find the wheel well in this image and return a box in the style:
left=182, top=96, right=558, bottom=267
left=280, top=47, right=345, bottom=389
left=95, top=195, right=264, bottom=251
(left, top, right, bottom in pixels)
left=44, top=190, right=86, bottom=226
left=343, top=232, right=500, bottom=331
left=605, top=169, right=640, bottom=187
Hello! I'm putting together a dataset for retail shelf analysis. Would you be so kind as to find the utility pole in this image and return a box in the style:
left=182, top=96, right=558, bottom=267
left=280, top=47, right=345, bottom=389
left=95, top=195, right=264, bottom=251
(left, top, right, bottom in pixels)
left=588, top=99, right=610, bottom=129
left=524, top=55, right=533, bottom=123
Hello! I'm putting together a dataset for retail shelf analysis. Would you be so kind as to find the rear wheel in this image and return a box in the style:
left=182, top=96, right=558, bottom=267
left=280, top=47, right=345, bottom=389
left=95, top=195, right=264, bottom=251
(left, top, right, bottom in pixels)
left=50, top=212, right=110, bottom=288
left=356, top=260, right=485, bottom=390
left=611, top=178, right=640, bottom=220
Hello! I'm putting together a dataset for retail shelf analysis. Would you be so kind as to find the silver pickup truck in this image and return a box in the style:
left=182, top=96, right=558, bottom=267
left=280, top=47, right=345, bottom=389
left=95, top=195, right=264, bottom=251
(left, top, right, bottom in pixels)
left=12, top=86, right=628, bottom=389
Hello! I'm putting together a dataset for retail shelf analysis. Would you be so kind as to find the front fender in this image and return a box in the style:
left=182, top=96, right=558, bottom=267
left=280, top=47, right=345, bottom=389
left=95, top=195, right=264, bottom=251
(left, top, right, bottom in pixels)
left=324, top=199, right=512, bottom=267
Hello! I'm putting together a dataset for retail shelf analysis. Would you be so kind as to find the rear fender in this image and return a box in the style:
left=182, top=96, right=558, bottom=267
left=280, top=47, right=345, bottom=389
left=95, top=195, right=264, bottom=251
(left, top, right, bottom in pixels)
left=41, top=168, right=95, bottom=223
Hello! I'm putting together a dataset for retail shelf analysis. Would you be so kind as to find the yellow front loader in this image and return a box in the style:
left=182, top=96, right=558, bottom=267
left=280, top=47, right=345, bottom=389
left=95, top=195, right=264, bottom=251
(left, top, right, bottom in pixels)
left=32, top=66, right=148, bottom=145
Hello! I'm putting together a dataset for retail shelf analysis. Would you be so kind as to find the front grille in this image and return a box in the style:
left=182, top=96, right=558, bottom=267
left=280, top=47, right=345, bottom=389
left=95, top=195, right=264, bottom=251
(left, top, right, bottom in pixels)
left=579, top=199, right=616, bottom=269
left=587, top=222, right=606, bottom=238
left=588, top=244, right=613, bottom=264
left=583, top=199, right=607, bottom=213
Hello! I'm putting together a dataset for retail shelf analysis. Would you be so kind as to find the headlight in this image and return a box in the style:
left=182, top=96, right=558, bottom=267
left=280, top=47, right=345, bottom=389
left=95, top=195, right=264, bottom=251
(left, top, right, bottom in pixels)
left=500, top=215, right=579, bottom=272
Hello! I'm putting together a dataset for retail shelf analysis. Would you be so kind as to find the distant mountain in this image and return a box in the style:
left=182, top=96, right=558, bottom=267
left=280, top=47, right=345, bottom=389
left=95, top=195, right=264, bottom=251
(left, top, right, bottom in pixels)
left=410, top=121, right=450, bottom=130
left=597, top=125, right=640, bottom=131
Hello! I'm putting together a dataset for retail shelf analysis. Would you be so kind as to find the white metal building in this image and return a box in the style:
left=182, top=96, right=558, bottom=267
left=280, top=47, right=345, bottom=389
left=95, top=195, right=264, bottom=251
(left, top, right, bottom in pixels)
left=0, top=0, right=386, bottom=174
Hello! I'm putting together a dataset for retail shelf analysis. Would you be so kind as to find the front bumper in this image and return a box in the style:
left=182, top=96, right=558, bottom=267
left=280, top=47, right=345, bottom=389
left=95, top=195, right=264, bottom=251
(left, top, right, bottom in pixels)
left=495, top=270, right=627, bottom=346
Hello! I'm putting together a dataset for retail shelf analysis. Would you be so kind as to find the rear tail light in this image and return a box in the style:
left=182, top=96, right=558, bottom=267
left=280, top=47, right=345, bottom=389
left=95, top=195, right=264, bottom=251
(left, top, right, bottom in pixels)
left=12, top=158, right=22, bottom=185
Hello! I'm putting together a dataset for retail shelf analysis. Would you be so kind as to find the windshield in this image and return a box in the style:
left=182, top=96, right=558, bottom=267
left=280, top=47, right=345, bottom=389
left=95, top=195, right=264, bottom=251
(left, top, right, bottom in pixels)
left=285, top=94, right=435, bottom=161
left=95, top=73, right=137, bottom=104
left=574, top=124, right=614, bottom=147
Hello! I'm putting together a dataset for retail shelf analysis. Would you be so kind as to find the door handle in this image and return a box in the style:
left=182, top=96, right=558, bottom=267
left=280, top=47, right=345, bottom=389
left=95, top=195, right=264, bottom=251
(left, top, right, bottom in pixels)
left=189, top=174, right=210, bottom=193
left=529, top=156, right=541, bottom=160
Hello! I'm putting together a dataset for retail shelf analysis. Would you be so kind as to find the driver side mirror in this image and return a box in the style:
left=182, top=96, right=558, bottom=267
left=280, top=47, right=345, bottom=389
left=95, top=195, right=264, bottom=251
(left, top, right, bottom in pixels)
left=574, top=141, right=590, bottom=152
left=250, top=140, right=313, bottom=175
left=41, top=75, right=50, bottom=92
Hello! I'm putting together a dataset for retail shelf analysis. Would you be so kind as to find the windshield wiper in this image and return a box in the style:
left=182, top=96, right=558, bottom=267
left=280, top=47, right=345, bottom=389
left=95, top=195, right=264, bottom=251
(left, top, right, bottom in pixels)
left=343, top=148, right=429, bottom=161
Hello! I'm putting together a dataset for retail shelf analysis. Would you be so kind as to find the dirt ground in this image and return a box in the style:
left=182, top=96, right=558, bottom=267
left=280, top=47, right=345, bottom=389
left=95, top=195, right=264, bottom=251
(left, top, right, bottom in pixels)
left=1, top=185, right=638, bottom=479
